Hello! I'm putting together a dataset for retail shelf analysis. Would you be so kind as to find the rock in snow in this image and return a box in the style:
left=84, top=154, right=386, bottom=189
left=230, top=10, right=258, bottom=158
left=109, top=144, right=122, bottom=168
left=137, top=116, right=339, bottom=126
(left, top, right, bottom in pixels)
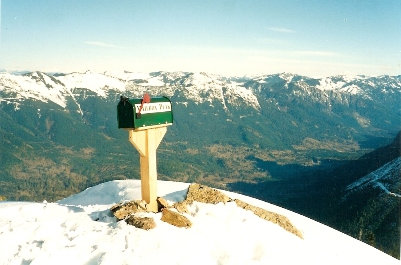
left=161, top=208, right=192, bottom=228
left=185, top=183, right=231, bottom=204
left=110, top=200, right=148, bottom=220
left=0, top=180, right=399, bottom=265
left=125, top=216, right=156, bottom=230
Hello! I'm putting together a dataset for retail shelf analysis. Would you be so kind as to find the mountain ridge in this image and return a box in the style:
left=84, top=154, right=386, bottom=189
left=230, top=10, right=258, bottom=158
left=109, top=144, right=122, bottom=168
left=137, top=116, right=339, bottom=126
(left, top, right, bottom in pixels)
left=1, top=69, right=400, bottom=200
left=2, top=70, right=400, bottom=143
left=2, top=70, right=400, bottom=110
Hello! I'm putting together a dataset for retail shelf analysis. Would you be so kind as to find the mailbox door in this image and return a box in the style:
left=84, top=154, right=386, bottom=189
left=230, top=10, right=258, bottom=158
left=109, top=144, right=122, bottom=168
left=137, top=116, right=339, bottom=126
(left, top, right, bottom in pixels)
left=117, top=99, right=134, bottom=128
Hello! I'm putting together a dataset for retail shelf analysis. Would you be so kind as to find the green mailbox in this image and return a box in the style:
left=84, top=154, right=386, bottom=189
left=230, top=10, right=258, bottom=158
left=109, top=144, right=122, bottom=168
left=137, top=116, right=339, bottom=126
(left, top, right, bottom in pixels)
left=117, top=95, right=173, bottom=130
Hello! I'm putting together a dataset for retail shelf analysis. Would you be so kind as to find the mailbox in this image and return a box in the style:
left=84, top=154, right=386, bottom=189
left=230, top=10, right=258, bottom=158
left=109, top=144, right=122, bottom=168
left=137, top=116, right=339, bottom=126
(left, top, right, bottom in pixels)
left=117, top=95, right=173, bottom=130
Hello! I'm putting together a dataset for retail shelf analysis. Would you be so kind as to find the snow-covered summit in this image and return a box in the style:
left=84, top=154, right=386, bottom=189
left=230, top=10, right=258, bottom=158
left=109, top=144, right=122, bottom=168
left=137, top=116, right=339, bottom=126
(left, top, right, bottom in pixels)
left=1, top=70, right=400, bottom=113
left=316, top=74, right=401, bottom=96
left=0, top=71, right=67, bottom=108
left=58, top=71, right=126, bottom=96
left=0, top=71, right=262, bottom=110
left=0, top=180, right=398, bottom=265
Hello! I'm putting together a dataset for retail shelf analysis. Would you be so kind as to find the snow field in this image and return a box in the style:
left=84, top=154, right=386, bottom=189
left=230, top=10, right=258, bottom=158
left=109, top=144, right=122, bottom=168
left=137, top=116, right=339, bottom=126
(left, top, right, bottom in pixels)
left=0, top=180, right=399, bottom=265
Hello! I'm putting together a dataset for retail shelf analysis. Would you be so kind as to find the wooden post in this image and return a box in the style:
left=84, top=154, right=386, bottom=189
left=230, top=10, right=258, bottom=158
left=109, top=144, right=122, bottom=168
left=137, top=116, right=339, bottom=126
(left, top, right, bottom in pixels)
left=128, top=126, right=167, bottom=212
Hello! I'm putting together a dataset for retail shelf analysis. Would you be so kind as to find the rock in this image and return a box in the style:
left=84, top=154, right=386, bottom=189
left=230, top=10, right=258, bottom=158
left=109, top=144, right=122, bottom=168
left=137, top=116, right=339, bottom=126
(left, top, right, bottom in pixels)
left=186, top=183, right=230, bottom=204
left=157, top=197, right=170, bottom=211
left=110, top=200, right=148, bottom=220
left=173, top=201, right=189, bottom=214
left=125, top=216, right=156, bottom=230
left=161, top=208, right=192, bottom=228
left=234, top=199, right=303, bottom=239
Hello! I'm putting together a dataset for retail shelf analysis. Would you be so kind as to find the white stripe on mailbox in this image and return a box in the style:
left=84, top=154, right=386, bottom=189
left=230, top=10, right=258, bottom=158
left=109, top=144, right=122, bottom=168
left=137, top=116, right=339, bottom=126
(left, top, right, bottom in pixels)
left=135, top=102, right=172, bottom=114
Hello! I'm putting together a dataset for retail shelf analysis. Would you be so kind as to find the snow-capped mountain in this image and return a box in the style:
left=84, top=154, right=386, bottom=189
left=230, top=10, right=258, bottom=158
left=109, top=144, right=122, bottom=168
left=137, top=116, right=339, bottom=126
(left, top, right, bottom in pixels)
left=0, top=71, right=261, bottom=110
left=0, top=180, right=399, bottom=265
left=1, top=70, right=400, bottom=148
left=1, top=71, right=400, bottom=112
left=1, top=69, right=400, bottom=206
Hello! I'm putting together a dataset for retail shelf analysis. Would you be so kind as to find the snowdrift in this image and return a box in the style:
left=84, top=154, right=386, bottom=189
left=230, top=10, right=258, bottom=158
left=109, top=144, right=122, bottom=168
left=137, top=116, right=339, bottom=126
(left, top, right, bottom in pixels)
left=0, top=180, right=398, bottom=265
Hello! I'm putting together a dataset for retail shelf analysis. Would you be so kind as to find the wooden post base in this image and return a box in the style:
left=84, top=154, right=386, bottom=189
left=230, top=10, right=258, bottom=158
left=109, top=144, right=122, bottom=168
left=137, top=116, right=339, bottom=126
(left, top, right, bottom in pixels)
left=128, top=126, right=167, bottom=212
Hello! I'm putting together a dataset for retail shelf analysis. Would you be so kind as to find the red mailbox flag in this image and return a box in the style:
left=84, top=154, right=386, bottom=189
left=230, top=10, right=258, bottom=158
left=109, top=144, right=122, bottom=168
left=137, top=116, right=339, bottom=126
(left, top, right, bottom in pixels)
left=136, top=93, right=151, bottom=119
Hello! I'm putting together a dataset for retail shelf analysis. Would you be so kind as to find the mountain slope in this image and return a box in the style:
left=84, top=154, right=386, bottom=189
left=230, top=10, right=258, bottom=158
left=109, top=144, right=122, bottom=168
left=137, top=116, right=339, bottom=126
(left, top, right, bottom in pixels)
left=308, top=133, right=401, bottom=258
left=2, top=71, right=400, bottom=151
left=333, top=133, right=401, bottom=258
left=0, top=180, right=398, bottom=265
left=1, top=71, right=400, bottom=202
left=345, top=157, right=401, bottom=198
left=228, top=131, right=401, bottom=258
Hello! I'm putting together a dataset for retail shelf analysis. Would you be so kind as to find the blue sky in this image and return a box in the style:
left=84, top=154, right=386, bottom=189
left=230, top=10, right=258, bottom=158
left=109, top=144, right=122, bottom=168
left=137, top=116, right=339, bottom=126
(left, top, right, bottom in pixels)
left=1, top=0, right=400, bottom=77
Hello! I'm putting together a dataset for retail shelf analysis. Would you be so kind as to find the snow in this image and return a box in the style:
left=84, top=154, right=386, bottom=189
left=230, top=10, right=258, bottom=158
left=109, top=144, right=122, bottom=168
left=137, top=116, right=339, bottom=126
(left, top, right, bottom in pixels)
left=104, top=71, right=152, bottom=81
left=375, top=182, right=401, bottom=198
left=339, top=84, right=363, bottom=95
left=138, top=76, right=165, bottom=87
left=317, top=77, right=347, bottom=92
left=225, top=81, right=261, bottom=109
left=0, top=180, right=398, bottom=265
left=0, top=72, right=67, bottom=108
left=0, top=71, right=262, bottom=111
left=178, top=72, right=261, bottom=109
left=2, top=70, right=400, bottom=114
left=278, top=72, right=295, bottom=83
left=58, top=71, right=126, bottom=96
left=1, top=70, right=400, bottom=112
left=346, top=157, right=401, bottom=198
